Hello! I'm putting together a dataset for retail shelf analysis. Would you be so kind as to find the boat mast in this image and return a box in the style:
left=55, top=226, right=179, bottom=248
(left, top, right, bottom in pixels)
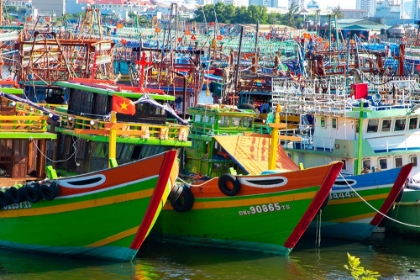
left=268, top=105, right=286, bottom=170
left=353, top=101, right=372, bottom=175
left=232, top=25, right=243, bottom=105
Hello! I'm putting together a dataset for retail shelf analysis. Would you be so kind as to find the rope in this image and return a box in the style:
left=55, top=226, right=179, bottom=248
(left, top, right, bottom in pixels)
left=176, top=175, right=218, bottom=187
left=339, top=173, right=420, bottom=228
left=315, top=209, right=322, bottom=248
left=29, top=136, right=80, bottom=163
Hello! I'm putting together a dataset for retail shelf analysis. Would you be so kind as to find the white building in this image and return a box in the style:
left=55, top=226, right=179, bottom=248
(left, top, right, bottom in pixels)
left=356, top=0, right=376, bottom=17
left=32, top=0, right=66, bottom=15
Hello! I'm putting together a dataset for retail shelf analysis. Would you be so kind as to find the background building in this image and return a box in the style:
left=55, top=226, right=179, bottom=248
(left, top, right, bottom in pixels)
left=356, top=0, right=376, bottom=16
left=32, top=0, right=66, bottom=16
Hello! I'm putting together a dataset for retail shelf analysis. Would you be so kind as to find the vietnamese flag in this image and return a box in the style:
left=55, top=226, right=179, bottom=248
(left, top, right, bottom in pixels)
left=112, top=95, right=136, bottom=115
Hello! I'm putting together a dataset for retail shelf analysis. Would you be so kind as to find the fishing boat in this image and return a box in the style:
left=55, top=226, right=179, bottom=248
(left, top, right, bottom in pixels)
left=0, top=92, right=180, bottom=261
left=45, top=76, right=191, bottom=174
left=151, top=104, right=343, bottom=255
left=268, top=78, right=415, bottom=240
left=382, top=188, right=420, bottom=237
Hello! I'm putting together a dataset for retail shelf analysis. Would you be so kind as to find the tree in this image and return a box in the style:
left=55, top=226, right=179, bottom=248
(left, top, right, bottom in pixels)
left=282, top=2, right=300, bottom=28
left=331, top=6, right=344, bottom=19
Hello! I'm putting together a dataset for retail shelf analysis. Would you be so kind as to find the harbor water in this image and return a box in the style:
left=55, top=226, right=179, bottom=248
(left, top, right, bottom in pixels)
left=0, top=233, right=419, bottom=279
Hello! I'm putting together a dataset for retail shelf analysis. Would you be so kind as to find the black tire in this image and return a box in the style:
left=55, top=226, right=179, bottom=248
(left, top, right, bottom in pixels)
left=40, top=181, right=60, bottom=201
left=171, top=186, right=194, bottom=213
left=25, top=182, right=42, bottom=203
left=238, top=103, right=256, bottom=110
left=7, top=185, right=24, bottom=204
left=218, top=174, right=241, bottom=196
left=0, top=189, right=11, bottom=207
left=168, top=183, right=184, bottom=203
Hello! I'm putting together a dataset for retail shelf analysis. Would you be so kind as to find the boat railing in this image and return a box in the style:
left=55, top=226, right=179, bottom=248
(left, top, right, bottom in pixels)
left=0, top=103, right=49, bottom=132
left=60, top=114, right=189, bottom=141
left=363, top=133, right=420, bottom=153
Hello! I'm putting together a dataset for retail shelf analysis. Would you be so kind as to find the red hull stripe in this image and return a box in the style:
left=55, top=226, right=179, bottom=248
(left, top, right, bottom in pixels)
left=130, top=150, right=177, bottom=249
left=284, top=162, right=343, bottom=249
left=370, top=163, right=413, bottom=226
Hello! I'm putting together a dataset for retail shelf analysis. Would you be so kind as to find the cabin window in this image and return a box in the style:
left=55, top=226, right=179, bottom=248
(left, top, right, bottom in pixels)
left=210, top=116, right=215, bottom=124
left=320, top=117, right=326, bottom=128
left=362, top=159, right=371, bottom=171
left=243, top=117, right=250, bottom=128
left=341, top=160, right=347, bottom=170
left=194, top=114, right=201, bottom=122
left=232, top=117, right=241, bottom=126
left=410, top=156, right=418, bottom=167
left=94, top=143, right=108, bottom=158
left=220, top=116, right=228, bottom=127
left=116, top=144, right=123, bottom=159
left=332, top=118, right=338, bottom=129
left=381, top=119, right=391, bottom=132
left=409, top=117, right=418, bottom=130
left=155, top=106, right=161, bottom=115
left=136, top=103, right=143, bottom=114
left=120, top=145, right=134, bottom=160
left=379, top=158, right=388, bottom=170
left=394, top=157, right=403, bottom=168
left=367, top=119, right=379, bottom=133
left=203, top=115, right=209, bottom=123
left=394, top=119, right=406, bottom=131
left=131, top=146, right=142, bottom=160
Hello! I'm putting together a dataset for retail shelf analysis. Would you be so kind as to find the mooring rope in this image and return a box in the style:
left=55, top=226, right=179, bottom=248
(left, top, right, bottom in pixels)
left=339, top=173, right=420, bottom=228
left=30, top=136, right=80, bottom=163
left=315, top=209, right=322, bottom=248
left=176, top=175, right=218, bottom=187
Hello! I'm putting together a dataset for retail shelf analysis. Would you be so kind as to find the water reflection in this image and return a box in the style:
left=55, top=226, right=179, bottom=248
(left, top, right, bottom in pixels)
left=0, top=233, right=418, bottom=279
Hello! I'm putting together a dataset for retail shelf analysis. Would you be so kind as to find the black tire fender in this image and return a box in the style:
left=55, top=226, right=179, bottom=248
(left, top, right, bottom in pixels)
left=0, top=188, right=11, bottom=208
left=40, top=181, right=60, bottom=201
left=238, top=103, right=255, bottom=110
left=218, top=174, right=241, bottom=196
left=25, top=182, right=42, bottom=203
left=171, top=185, right=194, bottom=212
left=7, top=185, right=25, bottom=204
left=168, top=183, right=184, bottom=204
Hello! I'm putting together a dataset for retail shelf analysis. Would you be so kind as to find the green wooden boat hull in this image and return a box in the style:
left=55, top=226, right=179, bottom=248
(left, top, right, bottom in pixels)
left=152, top=162, right=342, bottom=255
left=305, top=165, right=412, bottom=240
left=383, top=188, right=420, bottom=237
left=0, top=151, right=178, bottom=261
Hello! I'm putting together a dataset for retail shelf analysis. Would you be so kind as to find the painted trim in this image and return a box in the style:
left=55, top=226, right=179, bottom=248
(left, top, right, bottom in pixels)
left=284, top=161, right=343, bottom=249
left=162, top=191, right=319, bottom=210
left=0, top=189, right=154, bottom=218
left=130, top=150, right=177, bottom=249
left=58, top=176, right=158, bottom=198
left=87, top=227, right=138, bottom=248
left=237, top=176, right=288, bottom=188
left=59, top=174, right=107, bottom=189
left=327, top=193, right=389, bottom=205
left=370, top=163, right=413, bottom=226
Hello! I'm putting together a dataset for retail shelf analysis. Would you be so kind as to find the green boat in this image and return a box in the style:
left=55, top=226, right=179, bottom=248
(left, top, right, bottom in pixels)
left=382, top=188, right=420, bottom=237
left=0, top=93, right=180, bottom=261
left=151, top=104, right=343, bottom=255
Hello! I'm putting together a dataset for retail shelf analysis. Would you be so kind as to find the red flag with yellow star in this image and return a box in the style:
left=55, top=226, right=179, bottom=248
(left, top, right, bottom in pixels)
left=112, top=95, right=136, bottom=115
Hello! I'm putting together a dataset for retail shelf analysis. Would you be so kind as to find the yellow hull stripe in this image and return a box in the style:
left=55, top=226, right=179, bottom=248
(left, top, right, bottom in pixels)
left=163, top=191, right=318, bottom=210
left=0, top=189, right=154, bottom=218
left=86, top=181, right=173, bottom=248
left=327, top=194, right=387, bottom=205
left=87, top=227, right=138, bottom=247
left=330, top=213, right=375, bottom=223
